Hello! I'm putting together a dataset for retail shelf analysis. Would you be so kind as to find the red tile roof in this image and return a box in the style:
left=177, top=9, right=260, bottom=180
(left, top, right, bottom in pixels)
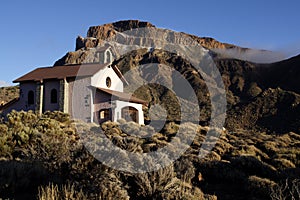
left=93, top=87, right=147, bottom=105
left=13, top=63, right=119, bottom=83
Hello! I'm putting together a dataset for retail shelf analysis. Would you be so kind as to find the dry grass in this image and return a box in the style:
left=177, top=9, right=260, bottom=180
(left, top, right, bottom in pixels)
left=38, top=183, right=88, bottom=200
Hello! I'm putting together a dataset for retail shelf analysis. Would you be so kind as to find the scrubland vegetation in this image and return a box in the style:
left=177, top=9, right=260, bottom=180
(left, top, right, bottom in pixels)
left=0, top=111, right=299, bottom=199
left=0, top=86, right=19, bottom=106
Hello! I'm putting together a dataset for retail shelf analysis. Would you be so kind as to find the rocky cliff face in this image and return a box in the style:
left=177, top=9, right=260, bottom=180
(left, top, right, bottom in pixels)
left=75, top=20, right=242, bottom=51
left=55, top=20, right=252, bottom=66
left=55, top=19, right=285, bottom=66
left=87, top=20, right=155, bottom=40
left=75, top=20, right=155, bottom=50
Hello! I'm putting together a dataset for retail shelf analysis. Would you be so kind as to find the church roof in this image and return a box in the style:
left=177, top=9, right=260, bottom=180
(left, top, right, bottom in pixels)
left=13, top=63, right=126, bottom=83
left=92, top=86, right=147, bottom=105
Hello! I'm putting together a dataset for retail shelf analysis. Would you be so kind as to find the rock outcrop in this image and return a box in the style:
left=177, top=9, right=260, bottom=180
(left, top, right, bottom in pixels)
left=54, top=20, right=252, bottom=66
left=75, top=20, right=155, bottom=51
left=55, top=20, right=284, bottom=67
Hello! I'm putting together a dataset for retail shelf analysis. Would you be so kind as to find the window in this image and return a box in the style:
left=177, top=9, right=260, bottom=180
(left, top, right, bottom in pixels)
left=105, top=50, right=111, bottom=63
left=99, top=109, right=110, bottom=119
left=106, top=77, right=111, bottom=88
left=28, top=90, right=34, bottom=105
left=51, top=89, right=58, bottom=103
left=121, top=106, right=138, bottom=123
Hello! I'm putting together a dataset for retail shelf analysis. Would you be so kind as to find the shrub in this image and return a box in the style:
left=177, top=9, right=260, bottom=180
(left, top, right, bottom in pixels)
left=272, top=158, right=296, bottom=169
left=174, top=157, right=195, bottom=184
left=230, top=156, right=277, bottom=179
left=247, top=82, right=262, bottom=97
left=42, top=111, right=70, bottom=123
left=98, top=171, right=129, bottom=200
left=130, top=165, right=176, bottom=199
left=270, top=179, right=300, bottom=200
left=198, top=160, right=248, bottom=184
left=38, top=183, right=88, bottom=200
left=247, top=176, right=276, bottom=198
left=0, top=110, right=78, bottom=165
left=161, top=178, right=205, bottom=200
left=163, top=122, right=179, bottom=136
left=0, top=160, right=52, bottom=199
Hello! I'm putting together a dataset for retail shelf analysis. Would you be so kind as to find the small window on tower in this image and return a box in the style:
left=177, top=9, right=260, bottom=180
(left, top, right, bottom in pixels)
left=106, top=77, right=111, bottom=88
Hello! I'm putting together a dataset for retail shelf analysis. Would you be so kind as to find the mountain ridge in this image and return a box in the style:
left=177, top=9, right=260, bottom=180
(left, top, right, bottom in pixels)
left=56, top=19, right=287, bottom=66
left=73, top=19, right=250, bottom=56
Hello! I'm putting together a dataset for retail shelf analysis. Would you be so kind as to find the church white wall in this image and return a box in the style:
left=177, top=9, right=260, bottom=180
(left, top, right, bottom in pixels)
left=91, top=66, right=123, bottom=92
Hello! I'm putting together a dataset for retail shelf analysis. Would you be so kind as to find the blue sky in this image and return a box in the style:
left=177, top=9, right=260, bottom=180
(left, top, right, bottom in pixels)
left=1, top=0, right=300, bottom=86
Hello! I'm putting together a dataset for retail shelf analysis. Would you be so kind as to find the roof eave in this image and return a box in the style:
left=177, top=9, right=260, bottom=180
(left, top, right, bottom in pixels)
left=90, top=86, right=147, bottom=105
left=111, top=65, right=129, bottom=85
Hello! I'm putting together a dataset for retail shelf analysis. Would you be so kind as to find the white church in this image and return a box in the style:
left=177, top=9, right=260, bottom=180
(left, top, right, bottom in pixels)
left=1, top=46, right=145, bottom=124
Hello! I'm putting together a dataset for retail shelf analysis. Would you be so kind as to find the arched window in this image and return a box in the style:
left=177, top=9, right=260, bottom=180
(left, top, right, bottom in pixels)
left=105, top=50, right=111, bottom=63
left=51, top=89, right=58, bottom=104
left=28, top=90, right=34, bottom=105
left=121, top=106, right=138, bottom=123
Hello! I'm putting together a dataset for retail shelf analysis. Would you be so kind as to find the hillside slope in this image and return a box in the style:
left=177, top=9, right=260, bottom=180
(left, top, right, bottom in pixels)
left=0, top=86, right=19, bottom=106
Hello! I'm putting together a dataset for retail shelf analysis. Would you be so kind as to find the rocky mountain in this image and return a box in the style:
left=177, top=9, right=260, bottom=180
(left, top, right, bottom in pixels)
left=54, top=20, right=253, bottom=66
left=112, top=49, right=300, bottom=133
left=76, top=20, right=240, bottom=51
left=57, top=20, right=299, bottom=133
left=55, top=20, right=283, bottom=65
left=5, top=20, right=300, bottom=133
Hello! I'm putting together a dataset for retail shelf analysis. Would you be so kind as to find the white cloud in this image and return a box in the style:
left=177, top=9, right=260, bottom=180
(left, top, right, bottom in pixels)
left=0, top=80, right=11, bottom=87
left=212, top=48, right=286, bottom=63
